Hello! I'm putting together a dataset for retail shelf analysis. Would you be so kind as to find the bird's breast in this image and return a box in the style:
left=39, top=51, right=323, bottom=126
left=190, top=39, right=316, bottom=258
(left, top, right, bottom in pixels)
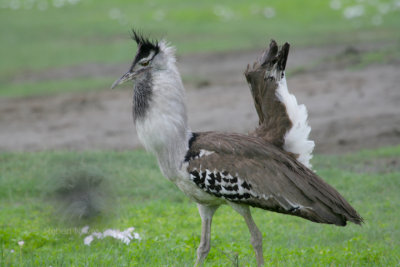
left=174, top=169, right=225, bottom=205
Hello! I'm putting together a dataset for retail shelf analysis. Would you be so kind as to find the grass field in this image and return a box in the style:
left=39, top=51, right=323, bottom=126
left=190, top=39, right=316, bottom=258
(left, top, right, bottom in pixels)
left=1, top=0, right=399, bottom=97
left=0, top=146, right=399, bottom=266
left=1, top=1, right=399, bottom=266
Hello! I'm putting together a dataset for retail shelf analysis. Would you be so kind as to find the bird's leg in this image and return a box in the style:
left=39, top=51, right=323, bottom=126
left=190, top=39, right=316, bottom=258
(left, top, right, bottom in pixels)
left=229, top=203, right=264, bottom=267
left=195, top=204, right=219, bottom=266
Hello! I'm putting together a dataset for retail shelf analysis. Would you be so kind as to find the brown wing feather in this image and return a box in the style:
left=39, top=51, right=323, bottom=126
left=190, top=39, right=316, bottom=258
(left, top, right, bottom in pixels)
left=186, top=132, right=363, bottom=226
left=245, top=41, right=293, bottom=150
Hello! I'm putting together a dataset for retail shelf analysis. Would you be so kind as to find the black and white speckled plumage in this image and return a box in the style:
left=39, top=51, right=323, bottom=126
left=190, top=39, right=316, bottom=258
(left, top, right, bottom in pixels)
left=184, top=131, right=363, bottom=226
left=189, top=168, right=254, bottom=201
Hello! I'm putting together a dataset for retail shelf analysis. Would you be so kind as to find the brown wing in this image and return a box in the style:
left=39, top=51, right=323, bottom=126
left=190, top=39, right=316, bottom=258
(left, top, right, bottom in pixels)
left=245, top=41, right=292, bottom=150
left=185, top=132, right=363, bottom=226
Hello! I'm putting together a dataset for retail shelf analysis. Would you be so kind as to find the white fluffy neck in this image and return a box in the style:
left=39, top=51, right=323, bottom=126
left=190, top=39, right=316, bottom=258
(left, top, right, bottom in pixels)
left=135, top=42, right=191, bottom=179
left=276, top=77, right=315, bottom=168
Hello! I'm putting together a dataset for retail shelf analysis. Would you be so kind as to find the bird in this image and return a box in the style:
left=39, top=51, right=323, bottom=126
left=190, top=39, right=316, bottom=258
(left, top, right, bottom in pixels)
left=111, top=30, right=363, bottom=266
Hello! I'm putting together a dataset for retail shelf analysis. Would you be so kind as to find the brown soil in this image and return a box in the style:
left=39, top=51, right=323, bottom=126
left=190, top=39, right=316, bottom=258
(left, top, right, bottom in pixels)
left=1, top=43, right=399, bottom=154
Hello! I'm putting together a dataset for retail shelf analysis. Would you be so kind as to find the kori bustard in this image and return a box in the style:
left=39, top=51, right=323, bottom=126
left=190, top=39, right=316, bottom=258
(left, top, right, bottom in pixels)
left=112, top=31, right=363, bottom=266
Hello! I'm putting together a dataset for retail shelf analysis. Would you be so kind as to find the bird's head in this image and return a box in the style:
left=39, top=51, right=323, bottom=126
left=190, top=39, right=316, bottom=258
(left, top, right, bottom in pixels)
left=112, top=30, right=171, bottom=89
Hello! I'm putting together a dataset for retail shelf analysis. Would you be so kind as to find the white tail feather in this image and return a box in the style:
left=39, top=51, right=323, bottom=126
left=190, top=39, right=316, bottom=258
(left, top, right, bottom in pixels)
left=275, top=77, right=315, bottom=168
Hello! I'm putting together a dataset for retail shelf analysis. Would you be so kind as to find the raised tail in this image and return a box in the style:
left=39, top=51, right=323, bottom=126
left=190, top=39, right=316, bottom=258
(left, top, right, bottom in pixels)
left=245, top=40, right=315, bottom=168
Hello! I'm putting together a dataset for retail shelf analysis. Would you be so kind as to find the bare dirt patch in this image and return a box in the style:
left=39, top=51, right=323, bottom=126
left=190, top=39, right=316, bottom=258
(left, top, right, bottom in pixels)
left=1, top=43, right=399, bottom=154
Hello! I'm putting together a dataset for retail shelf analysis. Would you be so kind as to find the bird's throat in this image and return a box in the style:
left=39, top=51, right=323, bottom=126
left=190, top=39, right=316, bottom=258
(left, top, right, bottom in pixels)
left=134, top=69, right=191, bottom=180
left=132, top=72, right=153, bottom=122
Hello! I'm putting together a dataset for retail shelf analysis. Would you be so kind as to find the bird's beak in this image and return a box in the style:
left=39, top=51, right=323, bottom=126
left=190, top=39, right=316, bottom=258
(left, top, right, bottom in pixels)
left=111, top=71, right=133, bottom=89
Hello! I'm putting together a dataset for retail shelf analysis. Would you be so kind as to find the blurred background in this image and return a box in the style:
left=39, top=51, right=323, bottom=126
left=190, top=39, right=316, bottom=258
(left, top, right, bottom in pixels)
left=1, top=1, right=400, bottom=265
left=0, top=0, right=399, bottom=152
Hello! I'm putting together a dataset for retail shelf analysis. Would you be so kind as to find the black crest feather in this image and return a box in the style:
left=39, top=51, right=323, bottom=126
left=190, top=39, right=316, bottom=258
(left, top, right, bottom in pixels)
left=131, top=29, right=159, bottom=50
left=128, top=29, right=160, bottom=84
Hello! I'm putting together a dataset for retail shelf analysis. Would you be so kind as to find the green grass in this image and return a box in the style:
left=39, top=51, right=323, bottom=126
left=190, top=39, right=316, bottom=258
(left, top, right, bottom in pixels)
left=1, top=0, right=399, bottom=97
left=1, top=146, right=399, bottom=266
left=0, top=77, right=114, bottom=98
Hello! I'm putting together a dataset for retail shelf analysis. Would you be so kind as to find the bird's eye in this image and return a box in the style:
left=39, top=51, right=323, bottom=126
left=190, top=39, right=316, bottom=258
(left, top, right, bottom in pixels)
left=140, top=61, right=150, bottom=66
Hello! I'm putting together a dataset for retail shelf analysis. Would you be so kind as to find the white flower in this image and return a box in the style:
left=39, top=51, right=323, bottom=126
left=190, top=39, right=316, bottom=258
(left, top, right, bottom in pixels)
left=263, top=7, right=275, bottom=19
left=377, top=3, right=389, bottom=14
left=134, top=232, right=141, bottom=240
left=103, top=229, right=116, bottom=238
left=103, top=229, right=130, bottom=244
left=153, top=9, right=166, bottom=21
left=343, top=5, right=365, bottom=19
left=82, top=227, right=140, bottom=246
left=52, top=0, right=64, bottom=8
left=67, top=0, right=80, bottom=4
left=213, top=5, right=235, bottom=21
left=109, top=8, right=121, bottom=20
left=394, top=0, right=400, bottom=9
left=84, top=235, right=94, bottom=246
left=10, top=249, right=14, bottom=253
left=81, top=225, right=89, bottom=235
left=372, top=15, right=383, bottom=25
left=92, top=232, right=103, bottom=239
left=330, top=0, right=341, bottom=10
left=37, top=0, right=48, bottom=11
left=18, top=241, right=24, bottom=247
left=10, top=0, right=21, bottom=10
